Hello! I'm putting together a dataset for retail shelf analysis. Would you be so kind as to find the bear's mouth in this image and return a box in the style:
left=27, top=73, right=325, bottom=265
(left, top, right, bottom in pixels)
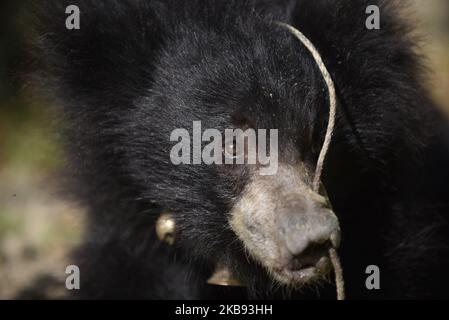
left=271, top=253, right=332, bottom=286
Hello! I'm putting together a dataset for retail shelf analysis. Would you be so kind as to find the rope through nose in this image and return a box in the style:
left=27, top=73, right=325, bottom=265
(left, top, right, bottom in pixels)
left=276, top=22, right=344, bottom=300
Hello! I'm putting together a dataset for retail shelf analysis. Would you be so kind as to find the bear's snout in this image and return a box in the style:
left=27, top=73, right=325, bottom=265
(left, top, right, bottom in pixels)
left=276, top=203, right=340, bottom=279
left=229, top=165, right=341, bottom=286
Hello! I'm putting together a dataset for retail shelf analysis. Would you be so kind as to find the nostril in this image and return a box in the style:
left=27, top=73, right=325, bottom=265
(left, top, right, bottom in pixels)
left=283, top=224, right=336, bottom=257
left=307, top=240, right=331, bottom=250
left=277, top=207, right=341, bottom=265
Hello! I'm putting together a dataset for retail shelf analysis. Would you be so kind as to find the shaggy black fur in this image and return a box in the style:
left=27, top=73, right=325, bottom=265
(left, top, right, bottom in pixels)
left=29, top=0, right=449, bottom=299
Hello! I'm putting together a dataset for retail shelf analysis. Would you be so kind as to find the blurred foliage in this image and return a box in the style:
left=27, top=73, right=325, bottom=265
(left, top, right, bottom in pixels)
left=0, top=100, right=62, bottom=173
left=0, top=2, right=76, bottom=295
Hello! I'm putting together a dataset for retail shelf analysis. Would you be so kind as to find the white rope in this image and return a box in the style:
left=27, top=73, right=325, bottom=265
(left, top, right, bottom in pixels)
left=277, top=22, right=344, bottom=300
left=276, top=22, right=337, bottom=193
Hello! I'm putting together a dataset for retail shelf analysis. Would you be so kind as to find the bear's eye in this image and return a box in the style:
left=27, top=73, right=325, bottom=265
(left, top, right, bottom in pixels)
left=223, top=136, right=245, bottom=159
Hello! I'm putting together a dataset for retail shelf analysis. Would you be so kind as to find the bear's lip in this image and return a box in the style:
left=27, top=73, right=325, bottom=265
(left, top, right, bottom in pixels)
left=271, top=256, right=331, bottom=285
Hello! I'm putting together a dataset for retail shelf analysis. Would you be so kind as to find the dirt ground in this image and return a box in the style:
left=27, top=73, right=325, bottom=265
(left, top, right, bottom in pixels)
left=0, top=169, right=85, bottom=299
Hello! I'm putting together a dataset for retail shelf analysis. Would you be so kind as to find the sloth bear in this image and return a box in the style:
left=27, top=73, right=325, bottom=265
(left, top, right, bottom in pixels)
left=29, top=0, right=449, bottom=299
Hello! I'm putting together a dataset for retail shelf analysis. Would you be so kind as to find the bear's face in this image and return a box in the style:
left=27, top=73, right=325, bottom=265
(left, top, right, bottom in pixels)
left=125, top=25, right=341, bottom=288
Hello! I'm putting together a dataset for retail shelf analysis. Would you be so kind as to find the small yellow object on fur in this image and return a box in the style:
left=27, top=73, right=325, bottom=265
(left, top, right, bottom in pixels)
left=156, top=213, right=176, bottom=245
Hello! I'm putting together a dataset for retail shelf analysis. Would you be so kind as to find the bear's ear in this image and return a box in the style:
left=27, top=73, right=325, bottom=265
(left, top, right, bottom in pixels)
left=30, top=0, right=165, bottom=100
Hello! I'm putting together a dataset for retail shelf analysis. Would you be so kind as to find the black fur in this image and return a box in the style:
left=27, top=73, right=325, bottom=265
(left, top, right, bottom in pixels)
left=29, top=0, right=449, bottom=299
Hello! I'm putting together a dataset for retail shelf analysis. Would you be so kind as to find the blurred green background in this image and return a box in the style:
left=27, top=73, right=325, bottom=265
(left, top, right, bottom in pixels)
left=0, top=2, right=85, bottom=299
left=0, top=1, right=448, bottom=299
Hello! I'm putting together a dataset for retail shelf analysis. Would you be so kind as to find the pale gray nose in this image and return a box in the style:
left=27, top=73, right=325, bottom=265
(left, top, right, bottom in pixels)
left=277, top=206, right=340, bottom=269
